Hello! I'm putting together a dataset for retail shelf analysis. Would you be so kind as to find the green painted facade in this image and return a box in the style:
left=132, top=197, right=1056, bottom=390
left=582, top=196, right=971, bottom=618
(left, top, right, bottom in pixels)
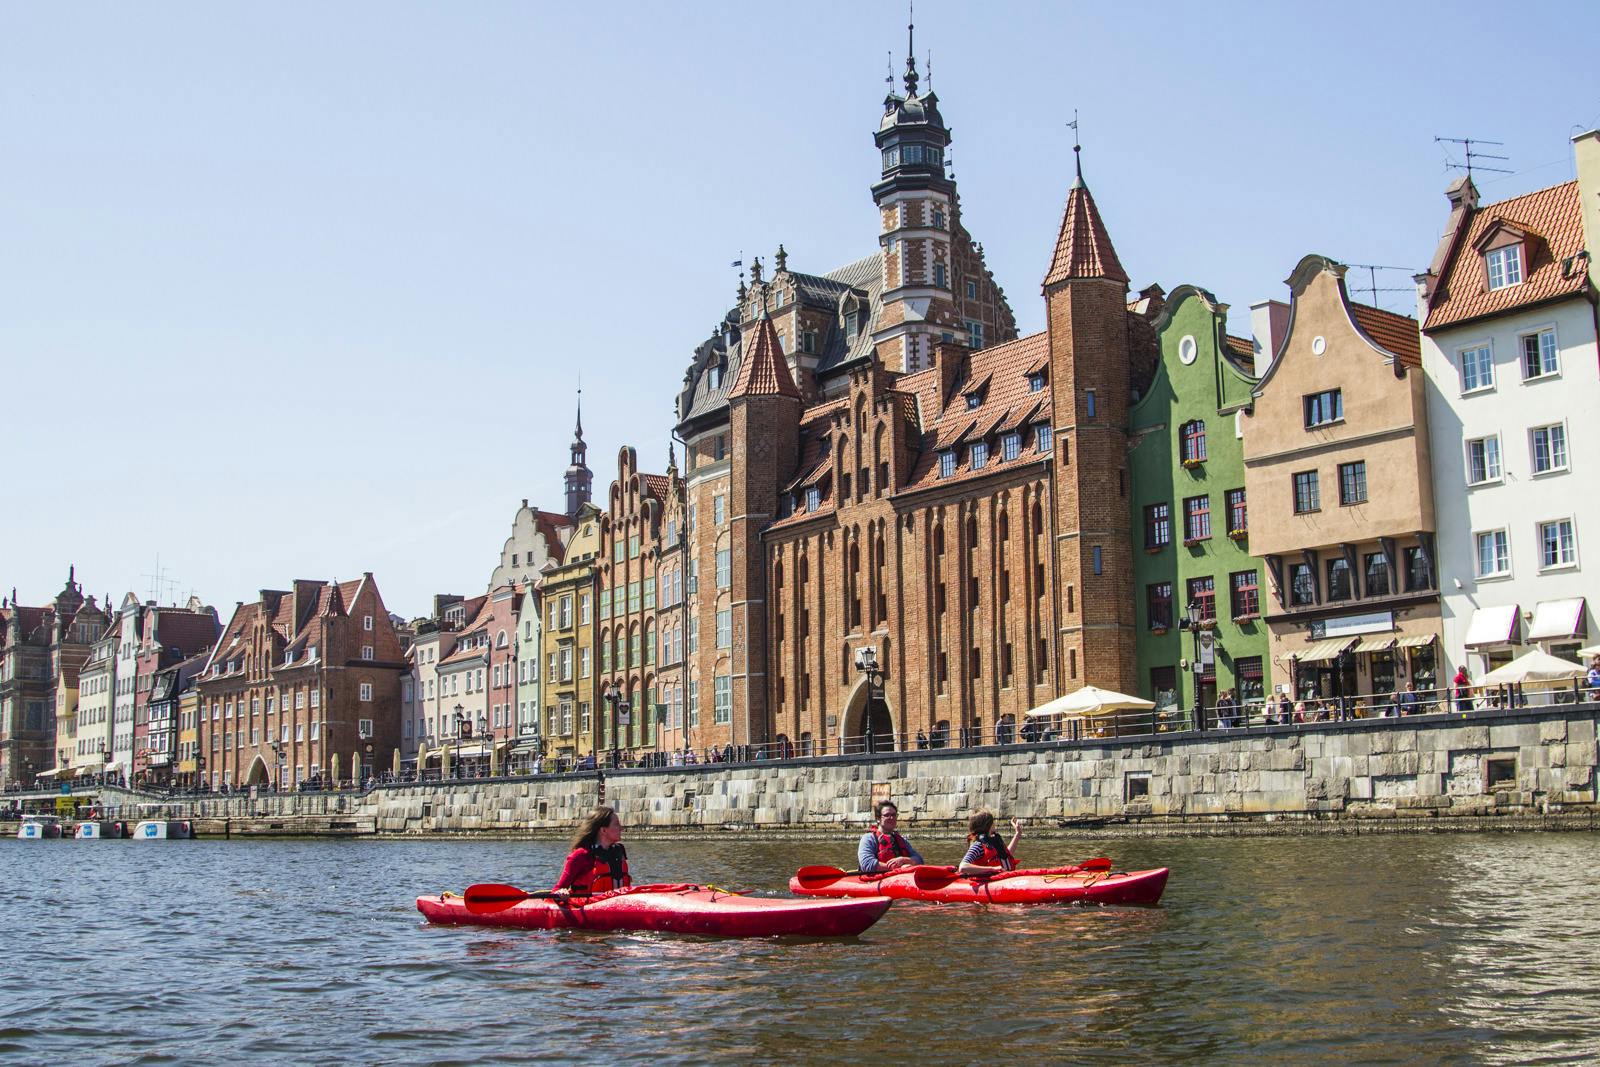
left=1128, top=287, right=1269, bottom=721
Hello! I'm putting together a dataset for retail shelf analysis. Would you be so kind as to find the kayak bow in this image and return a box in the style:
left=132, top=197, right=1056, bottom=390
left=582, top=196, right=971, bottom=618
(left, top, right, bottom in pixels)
left=789, top=863, right=1167, bottom=906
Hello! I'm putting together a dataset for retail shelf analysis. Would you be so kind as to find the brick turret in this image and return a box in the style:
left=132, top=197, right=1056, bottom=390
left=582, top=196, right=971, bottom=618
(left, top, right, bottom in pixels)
left=1044, top=152, right=1139, bottom=695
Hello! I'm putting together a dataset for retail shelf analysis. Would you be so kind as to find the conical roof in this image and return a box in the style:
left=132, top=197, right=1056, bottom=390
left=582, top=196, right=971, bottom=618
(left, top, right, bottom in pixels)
left=727, top=315, right=800, bottom=400
left=1043, top=173, right=1128, bottom=289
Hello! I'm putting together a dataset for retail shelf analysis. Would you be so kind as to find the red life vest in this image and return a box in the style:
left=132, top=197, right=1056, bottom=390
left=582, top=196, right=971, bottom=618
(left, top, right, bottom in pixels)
left=873, top=828, right=913, bottom=863
left=579, top=844, right=631, bottom=893
left=973, top=832, right=1015, bottom=871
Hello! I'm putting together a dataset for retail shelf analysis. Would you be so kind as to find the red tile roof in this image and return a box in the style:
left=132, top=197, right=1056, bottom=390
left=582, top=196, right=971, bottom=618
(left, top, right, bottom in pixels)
left=1224, top=334, right=1253, bottom=362
left=1349, top=304, right=1421, bottom=367
left=1425, top=181, right=1589, bottom=331
left=727, top=315, right=801, bottom=399
left=904, top=332, right=1054, bottom=493
left=639, top=473, right=670, bottom=500
left=1043, top=179, right=1129, bottom=288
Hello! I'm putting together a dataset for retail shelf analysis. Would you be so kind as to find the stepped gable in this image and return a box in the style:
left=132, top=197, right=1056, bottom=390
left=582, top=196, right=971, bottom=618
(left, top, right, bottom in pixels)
left=1349, top=303, right=1421, bottom=367
left=1043, top=174, right=1129, bottom=289
left=727, top=314, right=801, bottom=400
left=1426, top=180, right=1587, bottom=330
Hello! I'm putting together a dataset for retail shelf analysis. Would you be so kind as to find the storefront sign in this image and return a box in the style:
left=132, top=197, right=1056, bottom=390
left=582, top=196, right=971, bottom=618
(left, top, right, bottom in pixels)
left=1310, top=611, right=1394, bottom=640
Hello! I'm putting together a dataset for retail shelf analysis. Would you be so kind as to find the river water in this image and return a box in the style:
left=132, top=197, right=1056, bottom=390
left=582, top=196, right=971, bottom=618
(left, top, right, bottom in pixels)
left=3, top=830, right=1598, bottom=1064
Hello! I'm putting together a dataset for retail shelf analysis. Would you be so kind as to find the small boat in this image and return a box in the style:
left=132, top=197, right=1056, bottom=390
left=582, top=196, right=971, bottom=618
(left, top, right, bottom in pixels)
left=73, top=821, right=128, bottom=840
left=418, top=883, right=892, bottom=938
left=789, top=862, right=1169, bottom=907
left=134, top=819, right=195, bottom=840
left=17, top=815, right=63, bottom=840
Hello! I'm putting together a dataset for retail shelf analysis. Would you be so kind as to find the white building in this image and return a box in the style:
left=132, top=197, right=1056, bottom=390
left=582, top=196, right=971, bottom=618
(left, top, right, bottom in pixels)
left=110, top=594, right=142, bottom=783
left=1417, top=147, right=1599, bottom=678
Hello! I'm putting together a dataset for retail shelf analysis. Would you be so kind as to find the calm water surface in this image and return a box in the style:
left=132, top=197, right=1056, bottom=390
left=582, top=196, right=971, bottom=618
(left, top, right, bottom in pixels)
left=3, top=831, right=1598, bottom=1064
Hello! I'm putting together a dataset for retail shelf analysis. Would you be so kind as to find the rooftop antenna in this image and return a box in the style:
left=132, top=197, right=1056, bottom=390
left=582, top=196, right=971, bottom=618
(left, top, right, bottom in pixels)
left=1345, top=263, right=1419, bottom=310
left=141, top=554, right=181, bottom=605
left=927, top=49, right=932, bottom=92
left=1435, top=136, right=1511, bottom=178
left=885, top=51, right=893, bottom=90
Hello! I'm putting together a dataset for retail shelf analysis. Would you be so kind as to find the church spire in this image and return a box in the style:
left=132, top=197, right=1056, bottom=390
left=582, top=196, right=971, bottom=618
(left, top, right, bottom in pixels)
left=565, top=393, right=592, bottom=518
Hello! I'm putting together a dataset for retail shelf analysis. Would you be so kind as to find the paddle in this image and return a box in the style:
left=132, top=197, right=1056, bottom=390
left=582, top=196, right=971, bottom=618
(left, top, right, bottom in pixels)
left=913, top=858, right=1115, bottom=892
left=462, top=882, right=586, bottom=910
left=793, top=864, right=941, bottom=889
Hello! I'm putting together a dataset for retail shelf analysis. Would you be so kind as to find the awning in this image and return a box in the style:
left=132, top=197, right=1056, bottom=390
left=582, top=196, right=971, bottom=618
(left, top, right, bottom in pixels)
left=1351, top=635, right=1394, bottom=654
left=34, top=767, right=66, bottom=779
left=1393, top=632, right=1437, bottom=649
left=1465, top=604, right=1520, bottom=647
left=1293, top=637, right=1357, bottom=663
left=1527, top=597, right=1586, bottom=641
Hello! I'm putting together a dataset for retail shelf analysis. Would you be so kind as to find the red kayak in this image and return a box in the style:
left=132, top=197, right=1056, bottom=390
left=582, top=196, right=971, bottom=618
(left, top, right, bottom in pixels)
left=789, top=863, right=1168, bottom=906
left=418, top=883, right=892, bottom=938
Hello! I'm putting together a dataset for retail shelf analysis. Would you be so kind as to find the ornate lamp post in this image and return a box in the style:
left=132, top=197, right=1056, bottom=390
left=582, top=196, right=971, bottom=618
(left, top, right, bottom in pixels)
left=195, top=751, right=206, bottom=795
left=855, top=647, right=881, bottom=754
left=452, top=703, right=465, bottom=780
left=476, top=713, right=488, bottom=779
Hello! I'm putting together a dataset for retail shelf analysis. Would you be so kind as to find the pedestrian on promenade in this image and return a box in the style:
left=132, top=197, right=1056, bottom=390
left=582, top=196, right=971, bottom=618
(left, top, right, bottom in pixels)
left=1453, top=666, right=1475, bottom=712
left=956, top=811, right=1021, bottom=877
left=552, top=806, right=631, bottom=896
left=857, top=800, right=924, bottom=874
left=1584, top=659, right=1600, bottom=701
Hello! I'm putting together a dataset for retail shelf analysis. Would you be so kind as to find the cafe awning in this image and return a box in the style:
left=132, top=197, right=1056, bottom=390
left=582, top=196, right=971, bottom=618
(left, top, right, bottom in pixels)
left=1350, top=635, right=1395, bottom=654
left=1393, top=632, right=1437, bottom=649
left=1294, top=637, right=1356, bottom=663
left=1527, top=597, right=1586, bottom=642
left=1465, top=604, right=1520, bottom=647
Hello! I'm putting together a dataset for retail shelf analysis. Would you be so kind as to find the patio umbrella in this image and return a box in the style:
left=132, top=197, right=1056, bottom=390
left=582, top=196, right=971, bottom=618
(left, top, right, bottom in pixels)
left=1478, top=649, right=1586, bottom=687
left=1576, top=644, right=1600, bottom=659
left=1025, top=686, right=1155, bottom=718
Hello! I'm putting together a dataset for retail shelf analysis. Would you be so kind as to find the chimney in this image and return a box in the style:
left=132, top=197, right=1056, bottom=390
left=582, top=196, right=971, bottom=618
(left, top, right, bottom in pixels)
left=932, top=339, right=967, bottom=410
left=1572, top=130, right=1600, bottom=293
left=1248, top=300, right=1290, bottom=378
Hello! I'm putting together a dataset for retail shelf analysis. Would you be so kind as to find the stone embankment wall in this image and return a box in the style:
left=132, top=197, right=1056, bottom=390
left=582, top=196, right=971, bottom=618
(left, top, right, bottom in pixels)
left=101, top=704, right=1599, bottom=835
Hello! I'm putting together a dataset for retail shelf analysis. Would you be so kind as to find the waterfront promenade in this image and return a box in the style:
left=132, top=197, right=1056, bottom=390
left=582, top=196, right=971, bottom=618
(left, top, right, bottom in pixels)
left=14, top=699, right=1597, bottom=839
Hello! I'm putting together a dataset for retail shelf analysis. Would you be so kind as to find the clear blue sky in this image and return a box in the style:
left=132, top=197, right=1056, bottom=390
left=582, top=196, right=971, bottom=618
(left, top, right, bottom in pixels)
left=4, top=2, right=1598, bottom=619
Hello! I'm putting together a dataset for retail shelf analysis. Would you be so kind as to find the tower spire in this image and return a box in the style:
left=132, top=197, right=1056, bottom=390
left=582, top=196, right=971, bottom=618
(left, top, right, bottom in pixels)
left=903, top=1, right=919, bottom=96
left=1070, top=109, right=1082, bottom=185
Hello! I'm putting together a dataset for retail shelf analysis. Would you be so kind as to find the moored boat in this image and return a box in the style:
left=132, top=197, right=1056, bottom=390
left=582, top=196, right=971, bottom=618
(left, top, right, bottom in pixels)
left=17, top=814, right=63, bottom=840
left=134, top=819, right=194, bottom=840
left=790, top=863, right=1169, bottom=906
left=417, top=883, right=892, bottom=938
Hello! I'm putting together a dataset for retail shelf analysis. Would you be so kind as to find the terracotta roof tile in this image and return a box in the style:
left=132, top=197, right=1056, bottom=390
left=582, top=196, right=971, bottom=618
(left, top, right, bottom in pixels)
left=1425, top=181, right=1589, bottom=331
left=639, top=473, right=670, bottom=500
left=1224, top=335, right=1253, bottom=362
left=1043, top=179, right=1129, bottom=288
left=726, top=315, right=801, bottom=400
left=1349, top=303, right=1422, bottom=367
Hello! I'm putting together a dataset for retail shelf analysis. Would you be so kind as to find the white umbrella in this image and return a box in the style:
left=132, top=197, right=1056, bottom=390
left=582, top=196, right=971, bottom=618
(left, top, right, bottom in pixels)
left=1576, top=644, right=1600, bottom=659
left=1478, top=649, right=1586, bottom=687
left=1026, top=686, right=1155, bottom=718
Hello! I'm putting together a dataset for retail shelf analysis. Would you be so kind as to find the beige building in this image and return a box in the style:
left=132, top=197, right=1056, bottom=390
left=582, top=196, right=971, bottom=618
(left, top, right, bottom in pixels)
left=539, top=502, right=601, bottom=762
left=1243, top=255, right=1441, bottom=703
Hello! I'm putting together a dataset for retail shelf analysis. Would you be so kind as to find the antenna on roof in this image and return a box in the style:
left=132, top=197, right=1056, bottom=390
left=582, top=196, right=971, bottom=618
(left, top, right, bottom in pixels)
left=1345, top=263, right=1419, bottom=311
left=927, top=50, right=932, bottom=91
left=886, top=51, right=893, bottom=89
left=141, top=555, right=181, bottom=605
left=1435, top=136, right=1511, bottom=178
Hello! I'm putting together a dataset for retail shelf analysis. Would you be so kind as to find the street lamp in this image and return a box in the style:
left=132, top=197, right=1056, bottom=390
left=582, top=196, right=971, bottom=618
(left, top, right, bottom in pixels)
left=195, top=752, right=206, bottom=795
left=99, top=743, right=108, bottom=788
left=268, top=744, right=284, bottom=792
left=855, top=647, right=881, bottom=754
left=1180, top=601, right=1209, bottom=730
left=452, top=704, right=464, bottom=780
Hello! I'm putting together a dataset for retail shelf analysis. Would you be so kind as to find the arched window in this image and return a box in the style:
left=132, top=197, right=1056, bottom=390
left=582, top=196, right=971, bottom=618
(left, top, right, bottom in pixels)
left=1180, top=420, right=1207, bottom=463
left=496, top=629, right=508, bottom=648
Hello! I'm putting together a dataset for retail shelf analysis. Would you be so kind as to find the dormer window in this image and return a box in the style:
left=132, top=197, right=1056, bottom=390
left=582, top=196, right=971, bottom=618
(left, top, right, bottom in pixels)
left=1485, top=245, right=1523, bottom=290
left=805, top=487, right=821, bottom=513
left=1027, top=372, right=1045, bottom=393
left=707, top=359, right=723, bottom=390
left=965, top=393, right=982, bottom=410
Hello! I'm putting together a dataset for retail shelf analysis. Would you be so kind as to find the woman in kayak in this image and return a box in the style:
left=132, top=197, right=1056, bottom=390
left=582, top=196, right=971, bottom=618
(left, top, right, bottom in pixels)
left=956, top=810, right=1021, bottom=876
left=552, top=806, right=632, bottom=895
left=857, top=800, right=924, bottom=873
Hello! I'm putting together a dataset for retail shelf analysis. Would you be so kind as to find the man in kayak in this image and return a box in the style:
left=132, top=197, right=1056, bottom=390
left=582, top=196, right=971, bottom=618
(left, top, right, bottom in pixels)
left=552, top=806, right=632, bottom=896
left=857, top=800, right=924, bottom=873
left=957, top=810, right=1021, bottom=876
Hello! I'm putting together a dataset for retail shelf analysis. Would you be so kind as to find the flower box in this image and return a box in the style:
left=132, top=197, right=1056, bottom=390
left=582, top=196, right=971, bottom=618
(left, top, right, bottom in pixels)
left=1228, top=528, right=1248, bottom=540
left=1145, top=545, right=1166, bottom=554
left=1150, top=627, right=1170, bottom=636
left=1181, top=458, right=1205, bottom=469
left=1182, top=537, right=1207, bottom=547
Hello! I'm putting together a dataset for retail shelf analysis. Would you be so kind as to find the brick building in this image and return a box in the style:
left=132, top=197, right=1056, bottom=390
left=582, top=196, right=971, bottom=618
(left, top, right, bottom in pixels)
left=669, top=57, right=1154, bottom=753
left=195, top=574, right=405, bottom=790
left=597, top=446, right=674, bottom=760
